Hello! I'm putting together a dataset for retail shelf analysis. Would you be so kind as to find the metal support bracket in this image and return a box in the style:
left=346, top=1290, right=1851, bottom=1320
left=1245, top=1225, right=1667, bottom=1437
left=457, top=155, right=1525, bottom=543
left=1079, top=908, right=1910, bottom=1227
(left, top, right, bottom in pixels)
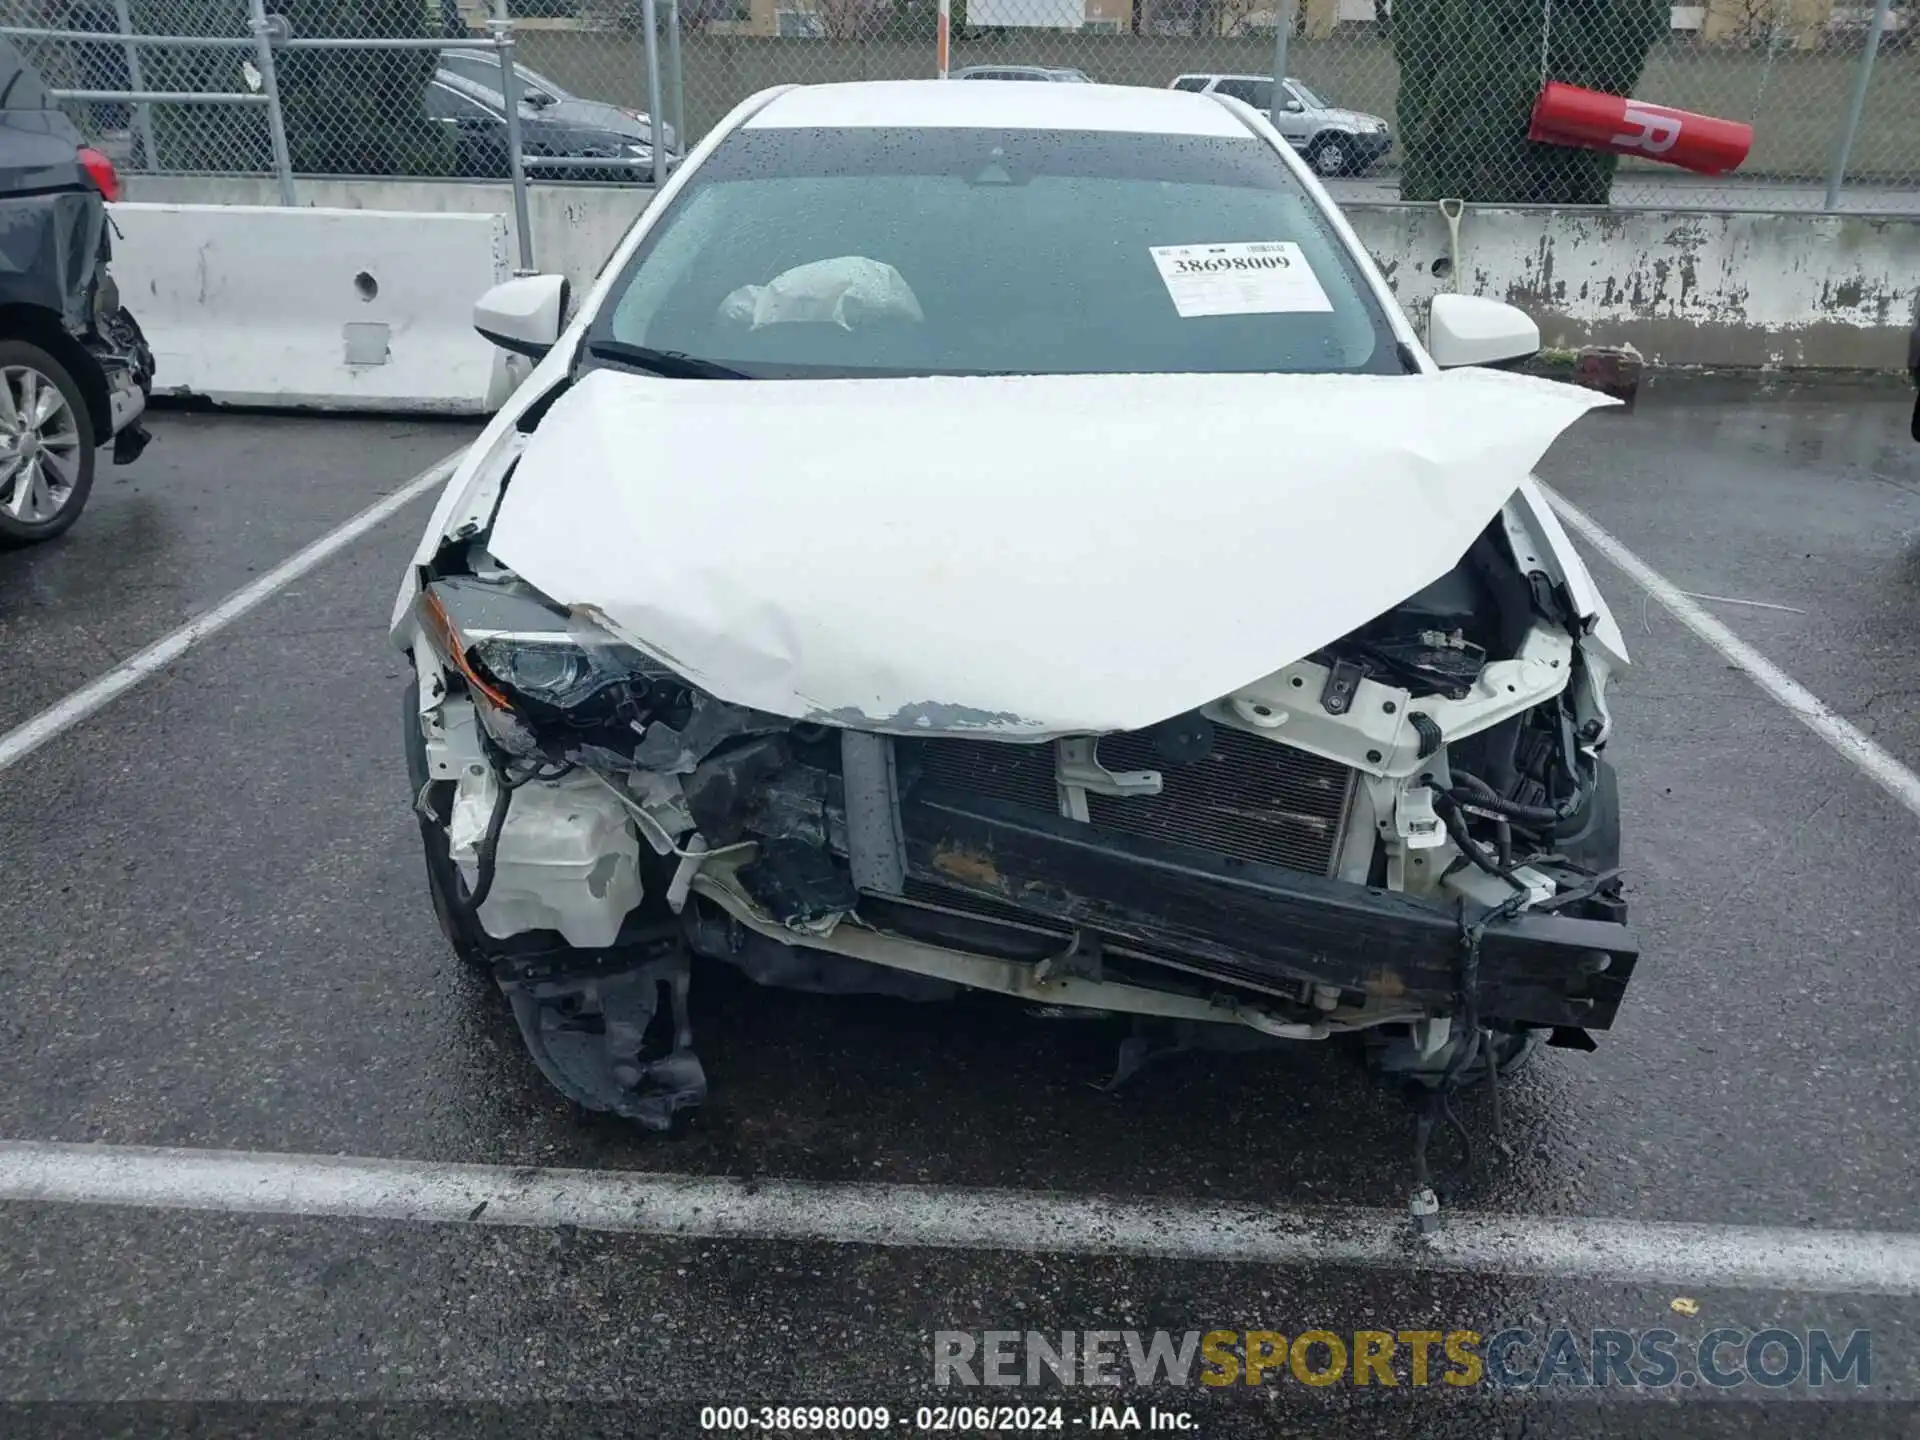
left=1057, top=737, right=1162, bottom=798
left=1320, top=657, right=1364, bottom=716
left=1035, top=929, right=1105, bottom=984
left=1394, top=785, right=1448, bottom=850
left=842, top=730, right=907, bottom=895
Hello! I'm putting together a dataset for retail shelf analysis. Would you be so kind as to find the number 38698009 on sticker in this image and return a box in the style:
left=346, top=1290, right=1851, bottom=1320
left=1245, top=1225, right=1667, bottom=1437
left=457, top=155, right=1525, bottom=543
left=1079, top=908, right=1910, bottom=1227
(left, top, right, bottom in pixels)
left=1148, top=241, right=1334, bottom=318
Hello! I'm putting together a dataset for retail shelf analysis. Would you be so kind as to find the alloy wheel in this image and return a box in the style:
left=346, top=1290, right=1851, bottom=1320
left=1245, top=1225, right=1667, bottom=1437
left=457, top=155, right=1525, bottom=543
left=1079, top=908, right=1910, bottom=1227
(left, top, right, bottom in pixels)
left=0, top=363, right=82, bottom=524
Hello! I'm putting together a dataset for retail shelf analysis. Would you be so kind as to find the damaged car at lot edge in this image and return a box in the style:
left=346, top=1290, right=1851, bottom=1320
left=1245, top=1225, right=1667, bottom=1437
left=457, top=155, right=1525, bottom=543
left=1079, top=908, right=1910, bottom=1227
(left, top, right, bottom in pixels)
left=392, top=79, right=1638, bottom=1133
left=0, top=36, right=154, bottom=545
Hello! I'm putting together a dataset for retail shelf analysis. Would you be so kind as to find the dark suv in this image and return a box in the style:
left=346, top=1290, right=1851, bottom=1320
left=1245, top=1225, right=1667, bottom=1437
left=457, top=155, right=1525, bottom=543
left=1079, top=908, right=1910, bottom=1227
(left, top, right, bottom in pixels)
left=0, top=36, right=152, bottom=544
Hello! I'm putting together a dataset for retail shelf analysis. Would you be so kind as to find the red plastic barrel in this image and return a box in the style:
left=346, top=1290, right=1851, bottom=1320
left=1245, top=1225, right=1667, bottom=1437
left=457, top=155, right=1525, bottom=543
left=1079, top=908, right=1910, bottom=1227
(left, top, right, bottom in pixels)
left=1527, top=81, right=1753, bottom=176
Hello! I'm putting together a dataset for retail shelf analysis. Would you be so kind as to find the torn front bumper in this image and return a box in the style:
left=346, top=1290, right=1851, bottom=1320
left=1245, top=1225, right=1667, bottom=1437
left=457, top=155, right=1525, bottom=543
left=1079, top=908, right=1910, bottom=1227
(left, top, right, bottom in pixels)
left=494, top=936, right=707, bottom=1132
left=887, top=785, right=1637, bottom=1032
left=92, top=305, right=153, bottom=460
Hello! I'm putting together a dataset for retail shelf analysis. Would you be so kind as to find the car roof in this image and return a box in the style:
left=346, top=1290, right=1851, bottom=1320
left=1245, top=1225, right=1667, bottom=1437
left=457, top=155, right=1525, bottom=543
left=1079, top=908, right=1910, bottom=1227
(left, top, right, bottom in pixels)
left=745, top=80, right=1250, bottom=136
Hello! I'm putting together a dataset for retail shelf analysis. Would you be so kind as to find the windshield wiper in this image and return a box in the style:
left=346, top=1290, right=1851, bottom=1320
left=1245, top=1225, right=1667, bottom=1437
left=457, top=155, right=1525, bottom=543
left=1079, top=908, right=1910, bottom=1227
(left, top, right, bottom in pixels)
left=585, top=339, right=752, bottom=380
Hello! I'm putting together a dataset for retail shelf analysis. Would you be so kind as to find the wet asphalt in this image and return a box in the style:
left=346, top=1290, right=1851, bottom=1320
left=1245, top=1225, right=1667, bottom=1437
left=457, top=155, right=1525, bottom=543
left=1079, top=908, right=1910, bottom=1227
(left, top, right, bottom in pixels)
left=2, top=384, right=1919, bottom=1433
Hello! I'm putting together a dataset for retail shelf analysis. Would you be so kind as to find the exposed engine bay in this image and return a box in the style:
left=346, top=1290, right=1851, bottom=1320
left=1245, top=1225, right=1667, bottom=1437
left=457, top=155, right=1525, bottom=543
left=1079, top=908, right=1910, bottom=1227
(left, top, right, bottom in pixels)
left=401, top=480, right=1633, bottom=1138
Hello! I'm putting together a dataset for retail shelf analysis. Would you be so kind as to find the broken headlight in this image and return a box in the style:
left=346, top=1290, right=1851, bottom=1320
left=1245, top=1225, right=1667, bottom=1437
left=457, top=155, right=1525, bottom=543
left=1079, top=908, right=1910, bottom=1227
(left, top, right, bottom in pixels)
left=416, top=575, right=692, bottom=730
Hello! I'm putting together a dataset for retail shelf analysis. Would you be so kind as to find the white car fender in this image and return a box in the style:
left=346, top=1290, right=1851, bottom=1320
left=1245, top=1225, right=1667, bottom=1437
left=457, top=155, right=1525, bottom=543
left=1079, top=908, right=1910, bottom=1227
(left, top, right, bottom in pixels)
left=1510, top=479, right=1631, bottom=671
left=389, top=83, right=803, bottom=649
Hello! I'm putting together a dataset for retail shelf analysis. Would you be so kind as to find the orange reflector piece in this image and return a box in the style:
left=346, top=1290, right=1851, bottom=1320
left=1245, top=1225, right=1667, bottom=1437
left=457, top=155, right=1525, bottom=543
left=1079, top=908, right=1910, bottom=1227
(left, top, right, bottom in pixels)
left=417, top=588, right=515, bottom=712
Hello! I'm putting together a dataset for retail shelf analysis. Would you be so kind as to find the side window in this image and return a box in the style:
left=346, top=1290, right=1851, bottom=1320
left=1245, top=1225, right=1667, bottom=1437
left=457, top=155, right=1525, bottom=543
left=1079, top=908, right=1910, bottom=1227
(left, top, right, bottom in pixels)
left=776, top=9, right=825, bottom=36
left=0, top=39, right=52, bottom=109
left=1213, top=78, right=1273, bottom=110
left=438, top=53, right=497, bottom=88
left=442, top=55, right=557, bottom=107
left=1171, top=76, right=1209, bottom=93
left=425, top=81, right=498, bottom=124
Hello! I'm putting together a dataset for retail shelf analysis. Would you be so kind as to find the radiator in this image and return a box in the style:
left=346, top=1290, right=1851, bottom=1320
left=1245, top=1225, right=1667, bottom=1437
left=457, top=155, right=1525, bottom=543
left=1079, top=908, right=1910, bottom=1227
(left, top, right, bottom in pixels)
left=904, top=721, right=1353, bottom=877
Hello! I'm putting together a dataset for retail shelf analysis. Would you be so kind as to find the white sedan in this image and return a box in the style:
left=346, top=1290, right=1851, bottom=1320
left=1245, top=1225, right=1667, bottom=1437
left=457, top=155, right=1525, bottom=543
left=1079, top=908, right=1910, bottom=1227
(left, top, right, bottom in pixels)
left=392, top=79, right=1638, bottom=1132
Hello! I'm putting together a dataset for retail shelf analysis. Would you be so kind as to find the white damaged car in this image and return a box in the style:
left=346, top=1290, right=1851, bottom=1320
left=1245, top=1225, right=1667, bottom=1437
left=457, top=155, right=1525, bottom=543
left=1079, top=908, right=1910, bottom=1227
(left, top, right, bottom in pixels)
left=393, top=79, right=1637, bottom=1131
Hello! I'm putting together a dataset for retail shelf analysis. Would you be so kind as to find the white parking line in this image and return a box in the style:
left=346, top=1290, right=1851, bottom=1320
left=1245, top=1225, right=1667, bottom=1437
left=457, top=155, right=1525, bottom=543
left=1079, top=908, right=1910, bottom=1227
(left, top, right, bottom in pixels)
left=1542, top=484, right=1920, bottom=825
left=0, top=449, right=465, bottom=775
left=2, top=1140, right=1917, bottom=1296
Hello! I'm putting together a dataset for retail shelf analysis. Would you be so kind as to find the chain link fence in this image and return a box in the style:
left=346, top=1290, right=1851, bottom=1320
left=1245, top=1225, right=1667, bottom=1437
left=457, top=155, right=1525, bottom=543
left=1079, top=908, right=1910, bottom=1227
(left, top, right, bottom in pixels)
left=0, top=0, right=667, bottom=204
left=513, top=0, right=1919, bottom=210
left=4, top=0, right=1915, bottom=211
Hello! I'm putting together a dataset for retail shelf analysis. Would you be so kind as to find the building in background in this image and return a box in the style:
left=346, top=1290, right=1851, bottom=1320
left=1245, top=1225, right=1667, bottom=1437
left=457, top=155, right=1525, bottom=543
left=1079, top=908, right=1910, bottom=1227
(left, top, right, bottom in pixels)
left=967, top=0, right=1136, bottom=29
left=1692, top=0, right=1909, bottom=46
left=432, top=0, right=1914, bottom=43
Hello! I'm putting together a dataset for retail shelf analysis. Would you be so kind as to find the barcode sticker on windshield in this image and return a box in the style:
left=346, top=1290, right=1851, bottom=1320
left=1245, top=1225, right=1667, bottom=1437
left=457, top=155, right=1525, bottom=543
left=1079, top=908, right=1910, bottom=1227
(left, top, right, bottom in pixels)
left=1149, top=242, right=1333, bottom=318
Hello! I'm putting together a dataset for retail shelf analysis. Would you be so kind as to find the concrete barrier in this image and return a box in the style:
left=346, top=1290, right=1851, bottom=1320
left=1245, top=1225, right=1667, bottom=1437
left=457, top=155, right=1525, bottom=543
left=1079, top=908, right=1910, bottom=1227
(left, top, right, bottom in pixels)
left=1346, top=207, right=1920, bottom=372
left=122, top=176, right=649, bottom=307
left=120, top=177, right=1920, bottom=375
left=106, top=202, right=513, bottom=414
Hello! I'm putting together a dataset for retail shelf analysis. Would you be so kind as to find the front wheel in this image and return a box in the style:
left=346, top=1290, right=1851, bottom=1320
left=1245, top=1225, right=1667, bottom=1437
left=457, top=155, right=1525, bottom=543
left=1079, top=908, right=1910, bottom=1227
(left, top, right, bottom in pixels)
left=0, top=340, right=97, bottom=547
left=1309, top=134, right=1352, bottom=177
left=402, top=677, right=492, bottom=969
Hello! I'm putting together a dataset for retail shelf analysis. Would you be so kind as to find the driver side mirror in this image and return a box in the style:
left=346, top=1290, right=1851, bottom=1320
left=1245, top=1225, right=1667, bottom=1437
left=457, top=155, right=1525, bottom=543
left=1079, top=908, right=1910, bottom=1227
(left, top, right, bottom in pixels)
left=1426, top=293, right=1540, bottom=369
left=474, top=273, right=569, bottom=359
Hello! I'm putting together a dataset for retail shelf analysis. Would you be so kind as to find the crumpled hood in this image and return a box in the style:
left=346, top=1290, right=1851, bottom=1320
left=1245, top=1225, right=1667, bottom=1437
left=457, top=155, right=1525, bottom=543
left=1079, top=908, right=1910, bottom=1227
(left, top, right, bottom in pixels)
left=488, top=366, right=1611, bottom=738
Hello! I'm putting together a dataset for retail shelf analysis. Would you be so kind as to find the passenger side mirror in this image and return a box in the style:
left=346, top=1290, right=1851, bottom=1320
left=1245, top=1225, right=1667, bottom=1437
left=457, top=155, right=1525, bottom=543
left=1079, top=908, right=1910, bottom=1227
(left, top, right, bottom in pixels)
left=474, top=273, right=569, bottom=359
left=1284, top=98, right=1304, bottom=112
left=1426, top=293, right=1540, bottom=369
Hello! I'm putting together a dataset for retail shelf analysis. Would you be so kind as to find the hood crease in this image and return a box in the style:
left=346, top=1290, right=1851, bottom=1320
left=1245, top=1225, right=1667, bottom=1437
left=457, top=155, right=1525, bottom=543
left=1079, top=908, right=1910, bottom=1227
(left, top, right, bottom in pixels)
left=487, top=367, right=1612, bottom=738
